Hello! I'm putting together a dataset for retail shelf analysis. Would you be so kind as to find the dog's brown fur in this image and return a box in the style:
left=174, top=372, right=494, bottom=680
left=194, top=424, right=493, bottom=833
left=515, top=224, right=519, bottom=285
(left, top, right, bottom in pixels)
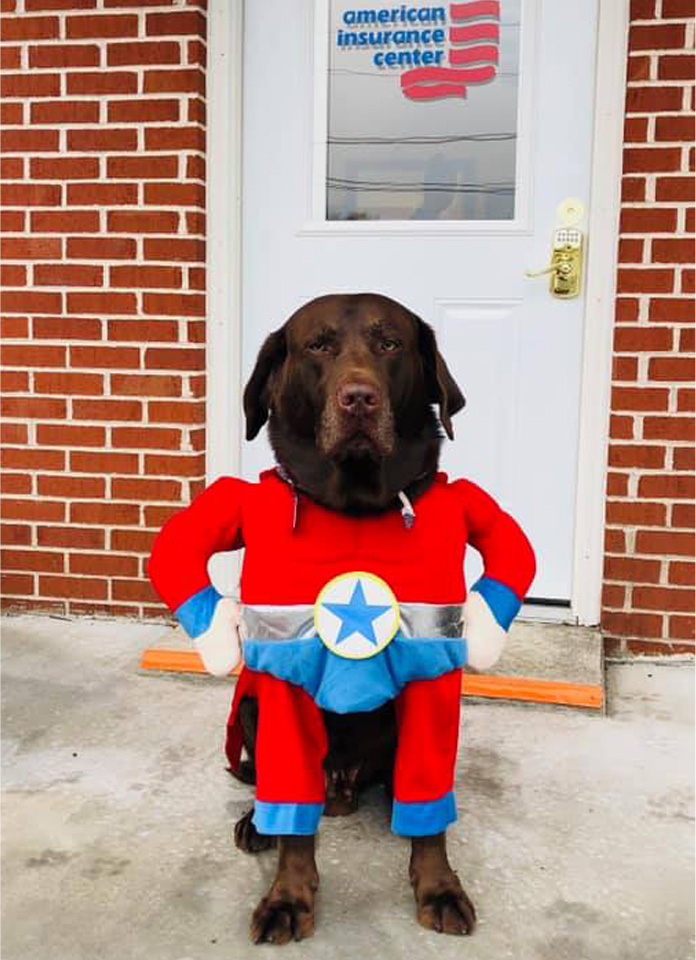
left=236, top=293, right=475, bottom=943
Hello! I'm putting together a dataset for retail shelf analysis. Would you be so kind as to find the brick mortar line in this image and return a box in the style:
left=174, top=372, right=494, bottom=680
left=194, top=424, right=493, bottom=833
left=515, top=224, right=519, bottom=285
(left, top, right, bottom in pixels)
left=0, top=12, right=208, bottom=22
left=3, top=551, right=167, bottom=560
left=4, top=284, right=205, bottom=292
left=0, top=205, right=207, bottom=210
left=611, top=352, right=696, bottom=358
left=0, top=221, right=207, bottom=225
left=0, top=321, right=207, bottom=327
left=615, top=264, right=693, bottom=270
left=625, top=84, right=695, bottom=90
left=0, top=34, right=207, bottom=44
left=2, top=222, right=206, bottom=227
left=604, top=549, right=696, bottom=559
left=603, top=537, right=696, bottom=549
left=0, top=156, right=206, bottom=162
left=0, top=520, right=195, bottom=534
left=2, top=421, right=205, bottom=429
left=603, top=468, right=695, bottom=476
left=1, top=130, right=207, bottom=136
left=1, top=343, right=206, bottom=349
left=5, top=418, right=205, bottom=430
left=0, top=65, right=205, bottom=73
left=1, top=231, right=207, bottom=237
left=0, top=109, right=206, bottom=116
left=1, top=284, right=206, bottom=292
left=626, top=43, right=696, bottom=51
left=623, top=141, right=693, bottom=148
left=629, top=18, right=696, bottom=24
left=603, top=588, right=694, bottom=596
left=603, top=612, right=689, bottom=622
left=2, top=103, right=204, bottom=109
left=600, top=608, right=693, bottom=616
left=0, top=45, right=205, bottom=53
left=8, top=261, right=237, bottom=269
left=3, top=385, right=206, bottom=393
left=622, top=119, right=696, bottom=127
left=1, top=448, right=204, bottom=456
left=5, top=361, right=206, bottom=368
left=3, top=429, right=205, bottom=438
left=611, top=376, right=693, bottom=384
left=1, top=249, right=206, bottom=257
left=619, top=202, right=696, bottom=209
left=0, top=63, right=207, bottom=72
left=0, top=97, right=206, bottom=106
left=604, top=534, right=696, bottom=543
left=2, top=474, right=203, bottom=484
left=605, top=505, right=696, bottom=512
left=1, top=500, right=194, bottom=510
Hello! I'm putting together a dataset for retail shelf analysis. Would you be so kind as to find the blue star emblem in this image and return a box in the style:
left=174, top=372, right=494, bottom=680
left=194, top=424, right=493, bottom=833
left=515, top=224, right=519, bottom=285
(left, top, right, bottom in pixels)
left=322, top=580, right=391, bottom=646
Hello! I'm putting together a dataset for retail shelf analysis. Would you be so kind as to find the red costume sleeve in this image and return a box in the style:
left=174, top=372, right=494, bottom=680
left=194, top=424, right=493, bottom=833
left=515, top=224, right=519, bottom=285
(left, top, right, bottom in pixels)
left=454, top=479, right=536, bottom=602
left=148, top=476, right=248, bottom=613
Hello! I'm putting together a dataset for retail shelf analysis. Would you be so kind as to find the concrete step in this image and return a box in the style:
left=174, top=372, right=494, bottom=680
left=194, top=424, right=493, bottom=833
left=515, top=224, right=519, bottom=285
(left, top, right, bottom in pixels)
left=140, top=619, right=605, bottom=711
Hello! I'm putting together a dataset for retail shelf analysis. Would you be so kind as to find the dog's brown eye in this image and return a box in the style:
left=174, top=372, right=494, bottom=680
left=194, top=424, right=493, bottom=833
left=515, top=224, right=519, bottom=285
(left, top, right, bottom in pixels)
left=306, top=340, right=330, bottom=354
left=380, top=338, right=401, bottom=352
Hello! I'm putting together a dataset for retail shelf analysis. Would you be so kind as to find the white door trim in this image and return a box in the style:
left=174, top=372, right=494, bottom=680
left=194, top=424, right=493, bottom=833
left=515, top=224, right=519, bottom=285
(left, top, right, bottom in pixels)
left=207, top=0, right=629, bottom=626
left=206, top=0, right=244, bottom=484
left=571, top=0, right=629, bottom=624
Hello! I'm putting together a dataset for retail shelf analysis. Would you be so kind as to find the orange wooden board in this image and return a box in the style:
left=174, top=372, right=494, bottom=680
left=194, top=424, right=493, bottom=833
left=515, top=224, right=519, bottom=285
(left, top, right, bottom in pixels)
left=140, top=647, right=603, bottom=710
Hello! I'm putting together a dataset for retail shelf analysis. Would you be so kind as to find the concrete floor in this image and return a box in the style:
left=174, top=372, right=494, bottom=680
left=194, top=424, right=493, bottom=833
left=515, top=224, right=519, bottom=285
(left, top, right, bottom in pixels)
left=2, top=616, right=694, bottom=960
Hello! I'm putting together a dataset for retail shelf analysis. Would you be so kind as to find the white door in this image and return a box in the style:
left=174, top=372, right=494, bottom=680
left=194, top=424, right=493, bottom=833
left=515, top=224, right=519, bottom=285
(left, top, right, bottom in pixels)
left=241, top=0, right=599, bottom=607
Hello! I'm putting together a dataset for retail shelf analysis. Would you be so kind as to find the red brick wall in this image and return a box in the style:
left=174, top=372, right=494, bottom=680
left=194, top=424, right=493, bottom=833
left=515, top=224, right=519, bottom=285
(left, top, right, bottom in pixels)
left=1, top=0, right=207, bottom=618
left=602, top=0, right=695, bottom=656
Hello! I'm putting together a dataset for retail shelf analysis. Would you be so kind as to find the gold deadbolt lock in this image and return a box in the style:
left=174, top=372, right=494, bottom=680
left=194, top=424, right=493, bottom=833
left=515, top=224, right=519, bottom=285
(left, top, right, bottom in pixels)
left=525, top=199, right=585, bottom=299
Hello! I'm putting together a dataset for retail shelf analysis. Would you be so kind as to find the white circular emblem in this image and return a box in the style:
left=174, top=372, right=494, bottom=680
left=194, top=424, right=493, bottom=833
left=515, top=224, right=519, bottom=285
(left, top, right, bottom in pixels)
left=314, top=571, right=399, bottom=660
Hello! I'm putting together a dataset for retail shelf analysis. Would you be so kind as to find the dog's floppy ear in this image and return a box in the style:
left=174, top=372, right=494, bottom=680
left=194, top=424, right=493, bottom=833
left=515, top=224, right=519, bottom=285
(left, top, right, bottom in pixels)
left=243, top=328, right=287, bottom=441
left=416, top=318, right=465, bottom=441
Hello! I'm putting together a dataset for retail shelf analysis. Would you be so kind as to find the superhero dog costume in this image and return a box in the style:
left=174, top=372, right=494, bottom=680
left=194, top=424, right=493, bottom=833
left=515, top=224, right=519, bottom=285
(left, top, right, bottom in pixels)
left=148, top=468, right=535, bottom=838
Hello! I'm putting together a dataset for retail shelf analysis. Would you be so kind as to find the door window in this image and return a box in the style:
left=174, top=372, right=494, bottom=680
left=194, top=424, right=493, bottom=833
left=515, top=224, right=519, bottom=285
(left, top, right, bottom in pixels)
left=326, top=0, right=522, bottom=221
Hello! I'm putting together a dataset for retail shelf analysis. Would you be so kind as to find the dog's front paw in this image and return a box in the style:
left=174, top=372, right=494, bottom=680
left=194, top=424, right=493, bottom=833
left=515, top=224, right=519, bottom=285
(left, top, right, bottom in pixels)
left=413, top=872, right=476, bottom=936
left=324, top=766, right=359, bottom=817
left=234, top=809, right=276, bottom=854
left=250, top=889, right=315, bottom=945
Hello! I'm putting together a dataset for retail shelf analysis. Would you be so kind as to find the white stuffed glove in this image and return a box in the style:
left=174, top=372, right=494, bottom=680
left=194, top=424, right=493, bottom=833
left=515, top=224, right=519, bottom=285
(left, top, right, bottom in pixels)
left=193, top=596, right=242, bottom=677
left=463, top=578, right=522, bottom=672
left=174, top=586, right=242, bottom=677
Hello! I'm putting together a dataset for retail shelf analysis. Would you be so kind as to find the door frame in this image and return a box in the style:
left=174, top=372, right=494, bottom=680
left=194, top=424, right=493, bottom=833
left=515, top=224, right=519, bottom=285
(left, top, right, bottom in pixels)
left=206, top=0, right=629, bottom=626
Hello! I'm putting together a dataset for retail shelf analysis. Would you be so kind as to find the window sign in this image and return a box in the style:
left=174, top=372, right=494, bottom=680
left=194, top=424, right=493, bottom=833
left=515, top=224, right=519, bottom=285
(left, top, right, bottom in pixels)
left=326, top=0, right=521, bottom=221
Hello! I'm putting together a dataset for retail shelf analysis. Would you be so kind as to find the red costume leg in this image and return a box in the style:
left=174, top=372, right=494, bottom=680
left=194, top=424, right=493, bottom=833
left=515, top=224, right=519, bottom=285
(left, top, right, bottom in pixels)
left=391, top=669, right=462, bottom=836
left=249, top=672, right=327, bottom=835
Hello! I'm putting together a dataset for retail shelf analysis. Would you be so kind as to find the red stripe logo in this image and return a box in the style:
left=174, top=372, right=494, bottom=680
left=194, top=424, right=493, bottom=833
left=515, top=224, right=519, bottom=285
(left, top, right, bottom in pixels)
left=401, top=1, right=501, bottom=101
left=450, top=0, right=500, bottom=18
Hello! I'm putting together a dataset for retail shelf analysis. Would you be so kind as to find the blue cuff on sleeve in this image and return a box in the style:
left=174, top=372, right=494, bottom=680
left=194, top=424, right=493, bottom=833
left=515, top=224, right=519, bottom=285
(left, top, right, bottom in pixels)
left=472, top=577, right=521, bottom=631
left=253, top=802, right=324, bottom=836
left=175, top=584, right=222, bottom=639
left=391, top=790, right=457, bottom=837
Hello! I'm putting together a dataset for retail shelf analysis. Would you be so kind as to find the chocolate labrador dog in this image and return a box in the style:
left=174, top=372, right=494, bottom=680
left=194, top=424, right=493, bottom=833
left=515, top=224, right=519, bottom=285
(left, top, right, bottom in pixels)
left=235, top=292, right=474, bottom=943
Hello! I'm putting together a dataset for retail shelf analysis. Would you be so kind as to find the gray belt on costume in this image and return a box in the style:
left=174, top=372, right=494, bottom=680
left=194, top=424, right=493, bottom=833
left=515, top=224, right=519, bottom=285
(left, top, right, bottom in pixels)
left=241, top=603, right=464, bottom=641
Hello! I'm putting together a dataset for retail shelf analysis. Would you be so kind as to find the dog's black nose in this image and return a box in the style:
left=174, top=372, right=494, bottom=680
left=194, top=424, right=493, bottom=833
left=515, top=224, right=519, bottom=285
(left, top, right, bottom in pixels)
left=337, top=381, right=381, bottom=413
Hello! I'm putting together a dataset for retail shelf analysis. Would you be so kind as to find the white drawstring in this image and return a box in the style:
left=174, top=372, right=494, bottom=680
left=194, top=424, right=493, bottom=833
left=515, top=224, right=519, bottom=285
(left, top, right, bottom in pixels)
left=398, top=490, right=416, bottom=529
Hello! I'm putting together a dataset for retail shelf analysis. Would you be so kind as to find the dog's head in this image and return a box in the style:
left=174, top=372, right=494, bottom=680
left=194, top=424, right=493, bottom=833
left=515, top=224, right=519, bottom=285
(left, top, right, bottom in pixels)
left=243, top=293, right=464, bottom=511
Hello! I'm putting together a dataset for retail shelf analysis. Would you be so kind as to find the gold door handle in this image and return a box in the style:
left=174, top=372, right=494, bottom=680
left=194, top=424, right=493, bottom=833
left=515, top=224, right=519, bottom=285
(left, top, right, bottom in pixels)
left=526, top=199, right=586, bottom=299
left=525, top=263, right=562, bottom=279
left=525, top=227, right=583, bottom=298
